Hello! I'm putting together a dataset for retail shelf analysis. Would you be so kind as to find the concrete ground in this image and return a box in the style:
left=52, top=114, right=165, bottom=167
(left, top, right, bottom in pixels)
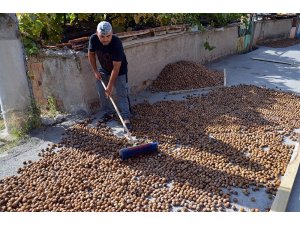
left=0, top=43, right=299, bottom=211
left=207, top=43, right=300, bottom=94
left=0, top=115, right=83, bottom=180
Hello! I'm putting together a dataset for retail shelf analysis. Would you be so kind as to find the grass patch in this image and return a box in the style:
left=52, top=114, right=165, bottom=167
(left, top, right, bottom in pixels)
left=41, top=95, right=61, bottom=118
left=10, top=98, right=42, bottom=139
left=47, top=95, right=58, bottom=117
left=0, top=138, right=21, bottom=154
left=0, top=98, right=40, bottom=154
left=0, top=118, right=5, bottom=130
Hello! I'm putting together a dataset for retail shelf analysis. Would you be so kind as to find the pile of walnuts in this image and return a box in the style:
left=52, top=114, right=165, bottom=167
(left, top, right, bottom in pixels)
left=149, top=61, right=223, bottom=92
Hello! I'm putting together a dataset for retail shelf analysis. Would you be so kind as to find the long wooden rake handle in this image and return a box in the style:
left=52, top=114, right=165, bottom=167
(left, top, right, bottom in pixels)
left=100, top=79, right=133, bottom=142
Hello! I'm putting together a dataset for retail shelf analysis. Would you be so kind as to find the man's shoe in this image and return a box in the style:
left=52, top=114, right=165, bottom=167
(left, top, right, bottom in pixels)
left=100, top=113, right=115, bottom=123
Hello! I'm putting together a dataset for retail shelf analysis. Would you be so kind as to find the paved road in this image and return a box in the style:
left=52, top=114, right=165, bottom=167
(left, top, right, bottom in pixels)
left=208, top=43, right=300, bottom=95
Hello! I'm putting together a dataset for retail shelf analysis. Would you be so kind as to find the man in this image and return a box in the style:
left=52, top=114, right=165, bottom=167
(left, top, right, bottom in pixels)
left=88, top=21, right=132, bottom=132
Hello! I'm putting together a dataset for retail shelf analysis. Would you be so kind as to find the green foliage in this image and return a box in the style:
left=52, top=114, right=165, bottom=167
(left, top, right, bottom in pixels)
left=17, top=13, right=65, bottom=55
left=17, top=13, right=247, bottom=55
left=28, top=98, right=42, bottom=129
left=22, top=38, right=39, bottom=55
left=47, top=95, right=59, bottom=117
left=17, top=13, right=105, bottom=55
left=130, top=13, right=204, bottom=28
left=203, top=13, right=246, bottom=27
left=0, top=138, right=20, bottom=154
left=0, top=99, right=42, bottom=153
left=11, top=98, right=41, bottom=138
left=66, top=13, right=99, bottom=25
left=239, top=15, right=252, bottom=36
left=0, top=118, right=5, bottom=130
left=204, top=41, right=216, bottom=51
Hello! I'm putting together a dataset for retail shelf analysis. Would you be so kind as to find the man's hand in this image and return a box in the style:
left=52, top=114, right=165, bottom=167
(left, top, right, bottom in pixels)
left=105, top=84, right=113, bottom=98
left=94, top=71, right=102, bottom=80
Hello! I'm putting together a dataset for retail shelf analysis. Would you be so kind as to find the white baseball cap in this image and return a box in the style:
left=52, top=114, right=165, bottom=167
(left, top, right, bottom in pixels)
left=97, top=21, right=112, bottom=35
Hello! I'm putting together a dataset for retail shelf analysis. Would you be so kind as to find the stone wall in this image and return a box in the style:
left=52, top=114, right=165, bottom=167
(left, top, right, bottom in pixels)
left=27, top=25, right=241, bottom=114
left=26, top=18, right=295, bottom=114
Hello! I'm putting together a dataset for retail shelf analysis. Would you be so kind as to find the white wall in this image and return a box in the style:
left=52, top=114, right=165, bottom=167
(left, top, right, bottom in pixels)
left=253, top=19, right=293, bottom=45
left=0, top=14, right=31, bottom=133
left=124, top=26, right=238, bottom=94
